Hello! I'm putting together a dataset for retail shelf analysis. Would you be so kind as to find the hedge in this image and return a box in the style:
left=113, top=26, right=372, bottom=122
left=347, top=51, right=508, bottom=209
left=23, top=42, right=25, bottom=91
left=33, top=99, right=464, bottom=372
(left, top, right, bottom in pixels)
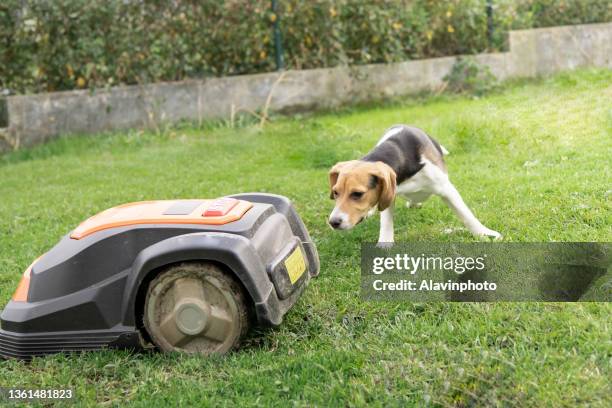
left=1, top=0, right=610, bottom=95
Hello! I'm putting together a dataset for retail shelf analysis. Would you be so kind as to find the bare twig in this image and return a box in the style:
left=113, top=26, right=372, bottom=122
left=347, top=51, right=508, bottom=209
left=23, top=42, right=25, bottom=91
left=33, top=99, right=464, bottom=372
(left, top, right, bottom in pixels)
left=435, top=80, right=449, bottom=96
left=569, top=31, right=594, bottom=65
left=259, top=71, right=287, bottom=128
left=225, top=106, right=264, bottom=129
left=197, top=87, right=203, bottom=128
left=227, top=71, right=289, bottom=129
left=230, top=103, right=236, bottom=128
left=234, top=107, right=263, bottom=120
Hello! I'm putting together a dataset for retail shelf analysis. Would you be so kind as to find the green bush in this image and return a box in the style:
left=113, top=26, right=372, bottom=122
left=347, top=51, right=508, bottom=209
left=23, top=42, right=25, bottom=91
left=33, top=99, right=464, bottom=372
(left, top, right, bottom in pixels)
left=444, top=57, right=498, bottom=95
left=0, top=0, right=610, bottom=95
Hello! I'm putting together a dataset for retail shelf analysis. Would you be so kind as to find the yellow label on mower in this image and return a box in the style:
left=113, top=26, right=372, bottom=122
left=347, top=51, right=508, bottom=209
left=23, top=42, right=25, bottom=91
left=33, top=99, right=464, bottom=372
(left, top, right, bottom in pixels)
left=285, top=247, right=306, bottom=284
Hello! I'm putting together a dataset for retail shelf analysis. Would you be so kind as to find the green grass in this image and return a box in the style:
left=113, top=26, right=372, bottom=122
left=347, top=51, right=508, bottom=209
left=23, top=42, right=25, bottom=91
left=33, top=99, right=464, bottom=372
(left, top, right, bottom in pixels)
left=1, top=69, right=611, bottom=407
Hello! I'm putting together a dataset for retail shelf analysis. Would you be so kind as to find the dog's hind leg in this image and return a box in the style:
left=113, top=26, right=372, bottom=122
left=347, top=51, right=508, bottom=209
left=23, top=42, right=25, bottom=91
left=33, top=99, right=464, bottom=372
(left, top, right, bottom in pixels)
left=437, top=182, right=501, bottom=239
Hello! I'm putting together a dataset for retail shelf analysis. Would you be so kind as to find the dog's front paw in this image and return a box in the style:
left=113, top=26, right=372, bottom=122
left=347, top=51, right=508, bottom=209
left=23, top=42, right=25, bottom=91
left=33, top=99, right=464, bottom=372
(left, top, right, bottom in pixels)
left=476, top=228, right=502, bottom=240
left=376, top=241, right=395, bottom=249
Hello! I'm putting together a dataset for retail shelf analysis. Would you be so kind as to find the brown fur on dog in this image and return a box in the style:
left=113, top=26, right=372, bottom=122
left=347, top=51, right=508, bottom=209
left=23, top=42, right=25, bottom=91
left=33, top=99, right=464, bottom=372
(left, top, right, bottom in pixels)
left=329, top=160, right=397, bottom=226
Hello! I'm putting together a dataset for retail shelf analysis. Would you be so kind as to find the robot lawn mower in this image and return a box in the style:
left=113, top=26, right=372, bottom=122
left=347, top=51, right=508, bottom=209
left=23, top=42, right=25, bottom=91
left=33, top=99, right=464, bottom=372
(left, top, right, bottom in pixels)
left=0, top=193, right=319, bottom=359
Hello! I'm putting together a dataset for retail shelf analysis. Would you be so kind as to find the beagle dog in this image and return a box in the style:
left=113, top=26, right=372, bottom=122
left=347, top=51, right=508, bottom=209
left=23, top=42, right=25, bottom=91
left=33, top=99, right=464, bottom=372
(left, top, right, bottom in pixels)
left=328, top=125, right=501, bottom=244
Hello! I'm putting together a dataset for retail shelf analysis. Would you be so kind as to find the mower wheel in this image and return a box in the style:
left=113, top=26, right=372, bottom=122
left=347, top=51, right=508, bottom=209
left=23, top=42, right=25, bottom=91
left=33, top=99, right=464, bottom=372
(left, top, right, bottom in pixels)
left=144, top=262, right=249, bottom=355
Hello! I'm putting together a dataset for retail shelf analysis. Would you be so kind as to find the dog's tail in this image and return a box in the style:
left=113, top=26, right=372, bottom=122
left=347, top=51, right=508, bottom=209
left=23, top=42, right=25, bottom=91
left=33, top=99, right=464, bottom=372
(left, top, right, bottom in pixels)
left=428, top=134, right=450, bottom=156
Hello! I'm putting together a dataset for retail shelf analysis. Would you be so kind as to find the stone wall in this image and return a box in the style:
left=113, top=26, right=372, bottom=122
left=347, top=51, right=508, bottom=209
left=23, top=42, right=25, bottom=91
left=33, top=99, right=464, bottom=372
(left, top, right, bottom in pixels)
left=1, top=22, right=610, bottom=152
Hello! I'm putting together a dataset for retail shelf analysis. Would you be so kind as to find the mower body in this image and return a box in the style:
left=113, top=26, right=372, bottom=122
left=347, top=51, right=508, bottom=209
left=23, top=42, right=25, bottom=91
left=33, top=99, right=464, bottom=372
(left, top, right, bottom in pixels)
left=0, top=193, right=319, bottom=359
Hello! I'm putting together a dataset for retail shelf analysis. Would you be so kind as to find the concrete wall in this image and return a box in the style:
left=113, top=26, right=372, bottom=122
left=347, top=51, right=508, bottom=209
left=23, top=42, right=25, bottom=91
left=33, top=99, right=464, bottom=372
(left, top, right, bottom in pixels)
left=1, top=22, right=610, bottom=152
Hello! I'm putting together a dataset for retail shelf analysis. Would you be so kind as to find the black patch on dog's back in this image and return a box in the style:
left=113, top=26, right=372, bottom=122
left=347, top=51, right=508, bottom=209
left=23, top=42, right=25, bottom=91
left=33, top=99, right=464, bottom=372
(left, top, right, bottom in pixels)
left=362, top=126, right=441, bottom=184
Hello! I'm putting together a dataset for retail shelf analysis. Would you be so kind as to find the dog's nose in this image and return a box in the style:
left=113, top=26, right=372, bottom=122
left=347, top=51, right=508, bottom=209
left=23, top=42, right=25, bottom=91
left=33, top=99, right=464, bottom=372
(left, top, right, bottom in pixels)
left=329, top=218, right=342, bottom=229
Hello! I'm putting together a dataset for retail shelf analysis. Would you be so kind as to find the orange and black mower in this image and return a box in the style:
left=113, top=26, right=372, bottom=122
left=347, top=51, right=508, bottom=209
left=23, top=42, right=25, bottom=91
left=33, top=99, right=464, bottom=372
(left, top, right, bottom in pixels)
left=0, top=193, right=319, bottom=359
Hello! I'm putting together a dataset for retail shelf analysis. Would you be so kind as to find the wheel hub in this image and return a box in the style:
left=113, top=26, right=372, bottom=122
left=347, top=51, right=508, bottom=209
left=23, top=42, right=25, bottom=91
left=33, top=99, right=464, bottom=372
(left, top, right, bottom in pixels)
left=175, top=299, right=209, bottom=336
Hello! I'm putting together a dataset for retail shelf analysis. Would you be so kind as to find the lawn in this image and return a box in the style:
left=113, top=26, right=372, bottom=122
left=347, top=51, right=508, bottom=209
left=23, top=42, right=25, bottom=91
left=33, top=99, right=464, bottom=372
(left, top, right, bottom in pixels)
left=0, top=69, right=610, bottom=407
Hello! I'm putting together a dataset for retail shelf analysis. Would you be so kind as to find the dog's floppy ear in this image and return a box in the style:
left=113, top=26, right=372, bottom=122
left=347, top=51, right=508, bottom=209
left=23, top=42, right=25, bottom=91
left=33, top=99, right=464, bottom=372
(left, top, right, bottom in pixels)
left=371, top=162, right=397, bottom=211
left=328, top=161, right=351, bottom=199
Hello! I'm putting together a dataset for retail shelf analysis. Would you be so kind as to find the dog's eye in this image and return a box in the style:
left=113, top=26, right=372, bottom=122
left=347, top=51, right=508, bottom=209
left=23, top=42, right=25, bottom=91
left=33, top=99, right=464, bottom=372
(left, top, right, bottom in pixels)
left=332, top=190, right=339, bottom=199
left=350, top=191, right=364, bottom=200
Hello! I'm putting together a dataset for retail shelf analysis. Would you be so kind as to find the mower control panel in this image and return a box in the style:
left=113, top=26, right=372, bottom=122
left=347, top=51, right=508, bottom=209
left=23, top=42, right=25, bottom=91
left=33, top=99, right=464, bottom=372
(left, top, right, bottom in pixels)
left=70, top=198, right=253, bottom=239
left=203, top=198, right=239, bottom=217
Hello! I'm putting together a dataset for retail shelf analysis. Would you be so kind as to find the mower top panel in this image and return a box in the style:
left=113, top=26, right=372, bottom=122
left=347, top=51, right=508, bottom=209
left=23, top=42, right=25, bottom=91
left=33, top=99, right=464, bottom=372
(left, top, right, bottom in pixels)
left=71, top=198, right=252, bottom=239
